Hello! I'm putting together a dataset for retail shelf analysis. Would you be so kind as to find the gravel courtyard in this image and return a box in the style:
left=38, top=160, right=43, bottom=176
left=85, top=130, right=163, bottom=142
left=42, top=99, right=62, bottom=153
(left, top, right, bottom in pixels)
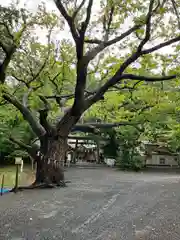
left=0, top=168, right=180, bottom=240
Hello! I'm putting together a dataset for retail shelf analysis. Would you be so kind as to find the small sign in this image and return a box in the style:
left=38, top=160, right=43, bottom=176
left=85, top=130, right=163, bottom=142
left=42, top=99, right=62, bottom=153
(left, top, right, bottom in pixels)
left=15, top=157, right=22, bottom=165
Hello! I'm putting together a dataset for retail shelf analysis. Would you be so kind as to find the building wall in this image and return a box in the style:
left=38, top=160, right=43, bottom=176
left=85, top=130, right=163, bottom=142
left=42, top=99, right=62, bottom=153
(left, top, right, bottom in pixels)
left=146, top=154, right=178, bottom=166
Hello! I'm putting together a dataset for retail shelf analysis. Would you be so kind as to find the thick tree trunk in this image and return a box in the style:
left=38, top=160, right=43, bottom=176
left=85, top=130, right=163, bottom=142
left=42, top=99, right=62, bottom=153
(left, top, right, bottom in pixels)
left=35, top=155, right=46, bottom=184
left=34, top=137, right=69, bottom=186
left=34, top=110, right=81, bottom=187
left=44, top=137, right=68, bottom=185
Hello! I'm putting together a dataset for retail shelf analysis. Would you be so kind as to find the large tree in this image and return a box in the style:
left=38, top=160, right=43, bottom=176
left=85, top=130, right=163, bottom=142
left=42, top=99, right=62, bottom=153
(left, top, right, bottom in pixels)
left=0, top=0, right=180, bottom=187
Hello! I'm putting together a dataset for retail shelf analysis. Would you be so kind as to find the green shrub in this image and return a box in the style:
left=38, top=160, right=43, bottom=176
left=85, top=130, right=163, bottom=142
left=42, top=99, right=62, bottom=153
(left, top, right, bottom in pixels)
left=117, top=150, right=144, bottom=171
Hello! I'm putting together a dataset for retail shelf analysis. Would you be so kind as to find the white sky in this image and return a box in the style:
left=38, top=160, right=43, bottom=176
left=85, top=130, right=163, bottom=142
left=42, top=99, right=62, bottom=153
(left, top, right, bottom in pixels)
left=0, top=0, right=44, bottom=10
left=0, top=0, right=70, bottom=43
left=0, top=0, right=174, bottom=48
left=0, top=0, right=101, bottom=46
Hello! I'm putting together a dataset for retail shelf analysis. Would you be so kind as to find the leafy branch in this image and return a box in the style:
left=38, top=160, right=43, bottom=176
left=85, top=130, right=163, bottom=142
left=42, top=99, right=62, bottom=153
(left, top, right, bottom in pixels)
left=2, top=92, right=46, bottom=138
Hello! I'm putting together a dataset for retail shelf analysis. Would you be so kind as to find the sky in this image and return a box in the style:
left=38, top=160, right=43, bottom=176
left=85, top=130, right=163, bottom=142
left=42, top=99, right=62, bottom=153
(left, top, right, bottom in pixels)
left=0, top=0, right=45, bottom=10
left=0, top=0, right=174, bottom=48
left=0, top=0, right=70, bottom=43
left=0, top=0, right=104, bottom=47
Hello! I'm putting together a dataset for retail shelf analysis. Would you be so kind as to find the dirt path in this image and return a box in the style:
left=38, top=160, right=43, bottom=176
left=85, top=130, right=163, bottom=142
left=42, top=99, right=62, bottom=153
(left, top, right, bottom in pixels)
left=0, top=168, right=180, bottom=240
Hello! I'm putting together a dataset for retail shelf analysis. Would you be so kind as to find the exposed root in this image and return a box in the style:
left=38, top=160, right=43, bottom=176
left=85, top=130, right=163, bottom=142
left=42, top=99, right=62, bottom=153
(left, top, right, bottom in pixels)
left=64, top=180, right=71, bottom=183
left=10, top=180, right=71, bottom=192
left=10, top=183, right=54, bottom=192
left=57, top=180, right=68, bottom=187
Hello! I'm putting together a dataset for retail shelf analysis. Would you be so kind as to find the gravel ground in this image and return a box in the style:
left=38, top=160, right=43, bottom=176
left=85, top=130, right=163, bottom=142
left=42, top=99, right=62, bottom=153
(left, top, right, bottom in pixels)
left=0, top=168, right=180, bottom=240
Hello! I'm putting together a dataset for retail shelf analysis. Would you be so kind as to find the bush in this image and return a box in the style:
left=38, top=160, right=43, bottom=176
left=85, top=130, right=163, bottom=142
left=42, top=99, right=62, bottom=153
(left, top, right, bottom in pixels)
left=117, top=150, right=144, bottom=171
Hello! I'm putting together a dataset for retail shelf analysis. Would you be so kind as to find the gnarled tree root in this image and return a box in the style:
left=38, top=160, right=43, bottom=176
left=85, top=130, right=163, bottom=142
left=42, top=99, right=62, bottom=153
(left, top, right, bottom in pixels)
left=10, top=180, right=71, bottom=192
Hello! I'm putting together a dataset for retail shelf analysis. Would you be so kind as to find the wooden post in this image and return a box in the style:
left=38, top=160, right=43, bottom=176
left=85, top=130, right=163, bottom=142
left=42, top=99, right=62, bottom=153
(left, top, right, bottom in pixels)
left=14, top=165, right=19, bottom=193
left=14, top=157, right=22, bottom=193
left=20, top=159, right=24, bottom=172
left=96, top=140, right=100, bottom=164
left=73, top=139, right=78, bottom=164
left=31, top=156, right=34, bottom=170
left=1, top=175, right=4, bottom=196
left=67, top=153, right=71, bottom=167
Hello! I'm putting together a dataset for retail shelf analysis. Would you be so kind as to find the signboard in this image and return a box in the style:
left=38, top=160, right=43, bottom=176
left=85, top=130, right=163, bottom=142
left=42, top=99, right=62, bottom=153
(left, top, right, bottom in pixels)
left=15, top=157, right=23, bottom=165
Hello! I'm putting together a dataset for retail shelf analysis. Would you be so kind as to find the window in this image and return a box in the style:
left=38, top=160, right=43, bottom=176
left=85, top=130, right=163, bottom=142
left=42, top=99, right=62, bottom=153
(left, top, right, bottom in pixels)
left=159, top=158, right=165, bottom=165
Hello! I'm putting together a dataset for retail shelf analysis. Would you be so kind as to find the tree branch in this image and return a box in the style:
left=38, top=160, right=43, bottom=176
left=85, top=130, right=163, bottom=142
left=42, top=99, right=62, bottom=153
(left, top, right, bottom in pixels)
left=0, top=41, right=8, bottom=54
left=75, top=0, right=153, bottom=108
left=39, top=95, right=51, bottom=111
left=121, top=73, right=176, bottom=82
left=73, top=25, right=141, bottom=112
left=9, top=137, right=39, bottom=159
left=38, top=95, right=53, bottom=135
left=171, top=0, right=180, bottom=29
left=116, top=81, right=143, bottom=109
left=0, top=45, right=16, bottom=83
left=55, top=0, right=79, bottom=41
left=12, top=74, right=29, bottom=87
left=25, top=27, right=53, bottom=86
left=0, top=22, right=14, bottom=42
left=117, top=100, right=130, bottom=109
left=103, top=5, right=114, bottom=41
left=113, top=80, right=142, bottom=91
left=22, top=87, right=33, bottom=107
left=3, top=92, right=46, bottom=138
left=84, top=38, right=103, bottom=44
left=88, top=71, right=176, bottom=106
left=72, top=62, right=87, bottom=114
left=112, top=0, right=154, bottom=77
left=137, top=0, right=154, bottom=52
left=72, top=0, right=86, bottom=19
left=9, top=137, right=32, bottom=151
left=0, top=18, right=29, bottom=83
left=45, top=93, right=74, bottom=107
left=79, top=0, right=93, bottom=36
left=141, top=34, right=180, bottom=55
left=136, top=104, right=153, bottom=115
left=84, top=24, right=141, bottom=64
left=72, top=121, right=141, bottom=134
left=48, top=72, right=61, bottom=91
left=38, top=110, right=53, bottom=135
left=86, top=1, right=180, bottom=105
left=71, top=124, right=96, bottom=133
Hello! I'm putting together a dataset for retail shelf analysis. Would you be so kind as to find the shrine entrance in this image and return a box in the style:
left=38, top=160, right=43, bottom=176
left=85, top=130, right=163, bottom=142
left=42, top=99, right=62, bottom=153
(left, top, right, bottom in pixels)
left=67, top=135, right=101, bottom=164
